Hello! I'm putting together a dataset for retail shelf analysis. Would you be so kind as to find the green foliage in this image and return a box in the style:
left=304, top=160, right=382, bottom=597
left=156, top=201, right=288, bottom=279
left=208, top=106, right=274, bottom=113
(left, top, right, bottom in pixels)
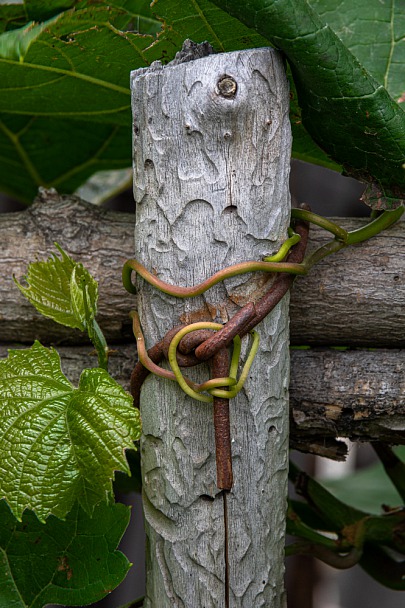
left=0, top=2, right=159, bottom=203
left=14, top=243, right=110, bottom=368
left=15, top=243, right=97, bottom=331
left=0, top=500, right=131, bottom=608
left=310, top=0, right=404, bottom=101
left=152, top=0, right=340, bottom=172
left=0, top=0, right=404, bottom=206
left=322, top=460, right=402, bottom=514
left=211, top=0, right=405, bottom=208
left=0, top=341, right=140, bottom=521
left=288, top=459, right=405, bottom=590
left=0, top=1, right=404, bottom=603
left=0, top=244, right=141, bottom=605
left=323, top=446, right=405, bottom=513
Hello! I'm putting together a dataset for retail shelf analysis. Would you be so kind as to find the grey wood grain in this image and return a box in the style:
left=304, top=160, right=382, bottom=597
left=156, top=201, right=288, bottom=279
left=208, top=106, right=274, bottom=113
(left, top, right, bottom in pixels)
left=132, top=48, right=291, bottom=608
left=290, top=217, right=405, bottom=346
left=0, top=188, right=135, bottom=344
left=1, top=191, right=402, bottom=347
left=0, top=343, right=402, bottom=458
left=289, top=348, right=405, bottom=458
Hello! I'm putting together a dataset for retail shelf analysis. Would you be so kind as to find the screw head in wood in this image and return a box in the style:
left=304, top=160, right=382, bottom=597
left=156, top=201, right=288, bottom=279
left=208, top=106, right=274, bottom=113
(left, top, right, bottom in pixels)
left=217, top=76, right=237, bottom=98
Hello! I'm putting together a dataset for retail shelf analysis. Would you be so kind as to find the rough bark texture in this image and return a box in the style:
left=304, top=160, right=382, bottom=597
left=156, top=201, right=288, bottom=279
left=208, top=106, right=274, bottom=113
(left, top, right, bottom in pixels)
left=0, top=191, right=403, bottom=347
left=0, top=188, right=135, bottom=344
left=290, top=217, right=405, bottom=347
left=289, top=348, right=405, bottom=458
left=0, top=343, right=402, bottom=458
left=132, top=49, right=291, bottom=608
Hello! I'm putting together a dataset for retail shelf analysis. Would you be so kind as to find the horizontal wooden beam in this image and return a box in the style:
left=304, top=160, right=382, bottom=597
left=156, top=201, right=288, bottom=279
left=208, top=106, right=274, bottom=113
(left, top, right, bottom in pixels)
left=289, top=348, right=405, bottom=458
left=0, top=189, right=135, bottom=344
left=0, top=342, right=401, bottom=459
left=289, top=214, right=405, bottom=347
left=1, top=189, right=403, bottom=346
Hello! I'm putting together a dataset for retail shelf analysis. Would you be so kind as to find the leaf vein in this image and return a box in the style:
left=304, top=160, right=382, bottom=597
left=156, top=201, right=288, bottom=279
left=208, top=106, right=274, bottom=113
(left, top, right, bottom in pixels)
left=0, top=119, right=43, bottom=186
left=0, top=57, right=130, bottom=96
left=383, top=0, right=395, bottom=90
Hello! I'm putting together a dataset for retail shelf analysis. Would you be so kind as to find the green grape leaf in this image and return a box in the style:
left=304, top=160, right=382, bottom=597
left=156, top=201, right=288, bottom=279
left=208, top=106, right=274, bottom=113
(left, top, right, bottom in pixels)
left=0, top=6, right=156, bottom=123
left=70, top=264, right=97, bottom=327
left=0, top=4, right=156, bottom=202
left=147, top=0, right=339, bottom=171
left=289, top=75, right=342, bottom=172
left=322, top=446, right=405, bottom=514
left=211, top=0, right=405, bottom=208
left=14, top=243, right=98, bottom=332
left=24, top=1, right=98, bottom=23
left=104, top=0, right=163, bottom=35
left=0, top=4, right=27, bottom=34
left=0, top=500, right=131, bottom=608
left=2, top=0, right=405, bottom=206
left=0, top=114, right=131, bottom=205
left=309, top=0, right=405, bottom=103
left=0, top=341, right=141, bottom=521
left=150, top=0, right=270, bottom=55
left=0, top=18, right=52, bottom=61
left=10, top=0, right=162, bottom=35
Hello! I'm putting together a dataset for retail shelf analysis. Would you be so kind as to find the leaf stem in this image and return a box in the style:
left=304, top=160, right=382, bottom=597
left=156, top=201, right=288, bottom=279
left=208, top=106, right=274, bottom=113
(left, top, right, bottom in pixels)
left=303, top=240, right=346, bottom=270
left=82, top=283, right=108, bottom=370
left=346, top=207, right=404, bottom=244
left=89, top=318, right=109, bottom=371
left=291, top=208, right=348, bottom=241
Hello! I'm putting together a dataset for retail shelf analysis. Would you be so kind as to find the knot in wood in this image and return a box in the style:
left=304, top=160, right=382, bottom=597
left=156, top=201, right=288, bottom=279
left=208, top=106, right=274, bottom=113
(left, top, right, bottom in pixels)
left=217, top=75, right=237, bottom=98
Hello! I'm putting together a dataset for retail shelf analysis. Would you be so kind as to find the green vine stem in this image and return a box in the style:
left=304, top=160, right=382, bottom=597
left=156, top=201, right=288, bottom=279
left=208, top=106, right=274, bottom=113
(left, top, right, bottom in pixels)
left=303, top=239, right=346, bottom=270
left=291, top=208, right=349, bottom=241
left=345, top=205, right=404, bottom=244
left=285, top=541, right=362, bottom=569
left=303, top=206, right=404, bottom=270
left=82, top=278, right=109, bottom=371
left=131, top=311, right=258, bottom=400
left=263, top=228, right=301, bottom=262
left=124, top=208, right=403, bottom=301
left=168, top=322, right=259, bottom=402
left=123, top=259, right=306, bottom=297
left=125, top=206, right=403, bottom=402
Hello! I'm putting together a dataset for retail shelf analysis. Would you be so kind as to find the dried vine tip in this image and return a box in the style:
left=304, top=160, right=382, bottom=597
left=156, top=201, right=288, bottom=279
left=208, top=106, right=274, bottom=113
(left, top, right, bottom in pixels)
left=217, top=75, right=238, bottom=98
left=170, top=40, right=214, bottom=65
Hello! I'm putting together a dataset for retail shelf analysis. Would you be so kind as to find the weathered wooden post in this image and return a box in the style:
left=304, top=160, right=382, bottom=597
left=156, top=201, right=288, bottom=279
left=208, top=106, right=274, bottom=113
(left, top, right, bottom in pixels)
left=131, top=44, right=292, bottom=607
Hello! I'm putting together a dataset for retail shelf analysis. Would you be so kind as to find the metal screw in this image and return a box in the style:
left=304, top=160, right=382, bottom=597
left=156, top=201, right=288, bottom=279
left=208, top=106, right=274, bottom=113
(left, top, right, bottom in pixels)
left=217, top=76, right=237, bottom=98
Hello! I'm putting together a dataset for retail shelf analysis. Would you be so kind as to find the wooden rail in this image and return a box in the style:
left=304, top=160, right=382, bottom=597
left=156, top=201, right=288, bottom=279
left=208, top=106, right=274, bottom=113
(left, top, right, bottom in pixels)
left=1, top=188, right=404, bottom=458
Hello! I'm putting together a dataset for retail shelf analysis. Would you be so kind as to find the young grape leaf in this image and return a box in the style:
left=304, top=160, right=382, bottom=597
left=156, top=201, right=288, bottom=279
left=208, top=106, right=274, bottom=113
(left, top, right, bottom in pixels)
left=0, top=500, right=132, bottom=608
left=14, top=243, right=98, bottom=332
left=0, top=341, right=141, bottom=521
left=211, top=0, right=405, bottom=207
